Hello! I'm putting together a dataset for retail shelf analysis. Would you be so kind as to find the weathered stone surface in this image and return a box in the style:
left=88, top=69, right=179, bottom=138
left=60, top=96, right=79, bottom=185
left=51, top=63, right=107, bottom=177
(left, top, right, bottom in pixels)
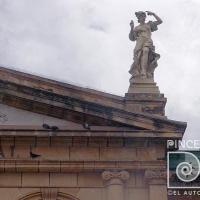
left=77, top=188, right=103, bottom=200
left=78, top=173, right=103, bottom=187
left=129, top=11, right=162, bottom=79
left=0, top=67, right=186, bottom=131
left=70, top=147, right=99, bottom=161
left=100, top=147, right=137, bottom=161
left=128, top=78, right=160, bottom=94
left=136, top=147, right=157, bottom=161
left=41, top=188, right=58, bottom=200
left=0, top=173, right=21, bottom=187
left=149, top=185, right=167, bottom=200
left=135, top=171, right=146, bottom=187
left=127, top=11, right=166, bottom=116
left=32, top=146, right=69, bottom=160
left=125, top=85, right=166, bottom=116
left=127, top=188, right=149, bottom=200
left=22, top=173, right=49, bottom=187
left=102, top=171, right=130, bottom=200
left=0, top=66, right=186, bottom=200
left=0, top=188, right=39, bottom=200
left=145, top=169, right=167, bottom=184
left=50, top=173, right=78, bottom=187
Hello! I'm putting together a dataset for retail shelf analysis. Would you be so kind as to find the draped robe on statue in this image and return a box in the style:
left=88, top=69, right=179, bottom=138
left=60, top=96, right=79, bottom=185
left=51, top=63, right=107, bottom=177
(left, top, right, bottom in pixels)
left=129, top=21, right=160, bottom=78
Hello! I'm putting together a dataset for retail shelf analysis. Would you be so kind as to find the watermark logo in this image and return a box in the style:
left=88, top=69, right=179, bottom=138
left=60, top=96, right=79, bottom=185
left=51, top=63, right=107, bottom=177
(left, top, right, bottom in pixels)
left=167, top=139, right=200, bottom=150
left=168, top=151, right=200, bottom=188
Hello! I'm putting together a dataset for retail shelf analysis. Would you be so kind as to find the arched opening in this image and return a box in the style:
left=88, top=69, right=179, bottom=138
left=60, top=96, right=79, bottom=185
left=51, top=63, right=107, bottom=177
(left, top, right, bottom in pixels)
left=18, top=192, right=42, bottom=200
left=57, top=193, right=80, bottom=200
left=18, top=191, right=80, bottom=200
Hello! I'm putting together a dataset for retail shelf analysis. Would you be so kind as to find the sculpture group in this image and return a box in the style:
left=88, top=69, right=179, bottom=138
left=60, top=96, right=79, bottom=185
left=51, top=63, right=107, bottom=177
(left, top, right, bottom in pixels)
left=129, top=11, right=162, bottom=79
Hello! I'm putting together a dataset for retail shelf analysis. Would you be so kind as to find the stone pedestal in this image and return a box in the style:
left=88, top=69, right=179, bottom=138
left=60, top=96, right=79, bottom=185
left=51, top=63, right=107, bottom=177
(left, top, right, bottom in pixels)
left=125, top=78, right=166, bottom=116
left=102, top=171, right=130, bottom=200
left=128, top=78, right=160, bottom=94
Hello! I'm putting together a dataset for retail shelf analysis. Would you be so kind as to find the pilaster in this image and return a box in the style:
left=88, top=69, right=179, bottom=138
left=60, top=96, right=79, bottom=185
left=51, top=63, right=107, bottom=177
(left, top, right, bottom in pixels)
left=145, top=170, right=167, bottom=200
left=102, top=170, right=130, bottom=200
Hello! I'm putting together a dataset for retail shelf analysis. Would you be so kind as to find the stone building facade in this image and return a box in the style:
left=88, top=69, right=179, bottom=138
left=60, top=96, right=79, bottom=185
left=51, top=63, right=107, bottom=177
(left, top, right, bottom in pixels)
left=0, top=66, right=186, bottom=200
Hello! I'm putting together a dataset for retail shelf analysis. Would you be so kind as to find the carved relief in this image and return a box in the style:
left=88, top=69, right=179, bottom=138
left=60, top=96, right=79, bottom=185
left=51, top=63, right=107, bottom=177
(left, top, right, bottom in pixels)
left=102, top=170, right=130, bottom=182
left=145, top=169, right=167, bottom=180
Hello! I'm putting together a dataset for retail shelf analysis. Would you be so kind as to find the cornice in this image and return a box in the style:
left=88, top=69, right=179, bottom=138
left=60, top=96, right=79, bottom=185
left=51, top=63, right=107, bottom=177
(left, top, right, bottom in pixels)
left=0, top=160, right=166, bottom=173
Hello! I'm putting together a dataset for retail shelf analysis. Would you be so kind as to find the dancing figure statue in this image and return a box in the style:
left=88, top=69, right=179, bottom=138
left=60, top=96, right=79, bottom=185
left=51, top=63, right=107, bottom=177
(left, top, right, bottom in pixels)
left=129, top=11, right=162, bottom=79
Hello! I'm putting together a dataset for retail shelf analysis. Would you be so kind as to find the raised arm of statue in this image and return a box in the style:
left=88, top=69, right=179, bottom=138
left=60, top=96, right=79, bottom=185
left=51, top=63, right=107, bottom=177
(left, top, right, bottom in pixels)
left=146, top=11, right=163, bottom=26
left=129, top=20, right=136, bottom=41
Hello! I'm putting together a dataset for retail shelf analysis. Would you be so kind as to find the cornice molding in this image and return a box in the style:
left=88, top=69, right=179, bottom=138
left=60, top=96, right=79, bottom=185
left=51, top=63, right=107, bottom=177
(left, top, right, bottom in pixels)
left=0, top=160, right=165, bottom=173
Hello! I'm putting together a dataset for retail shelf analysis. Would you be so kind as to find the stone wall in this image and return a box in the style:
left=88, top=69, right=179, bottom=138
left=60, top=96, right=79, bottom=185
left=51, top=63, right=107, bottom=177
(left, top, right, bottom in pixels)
left=0, top=136, right=167, bottom=200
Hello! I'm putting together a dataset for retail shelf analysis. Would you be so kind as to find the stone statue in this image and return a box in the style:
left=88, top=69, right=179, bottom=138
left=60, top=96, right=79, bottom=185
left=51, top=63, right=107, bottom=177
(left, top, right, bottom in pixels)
left=129, top=11, right=162, bottom=79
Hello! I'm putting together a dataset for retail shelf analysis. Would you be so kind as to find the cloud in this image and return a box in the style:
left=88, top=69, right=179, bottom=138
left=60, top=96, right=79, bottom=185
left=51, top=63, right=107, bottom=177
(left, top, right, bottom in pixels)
left=0, top=0, right=199, bottom=138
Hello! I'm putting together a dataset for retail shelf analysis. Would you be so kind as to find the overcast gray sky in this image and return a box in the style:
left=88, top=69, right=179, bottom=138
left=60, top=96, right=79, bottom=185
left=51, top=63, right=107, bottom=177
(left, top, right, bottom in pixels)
left=0, top=0, right=199, bottom=140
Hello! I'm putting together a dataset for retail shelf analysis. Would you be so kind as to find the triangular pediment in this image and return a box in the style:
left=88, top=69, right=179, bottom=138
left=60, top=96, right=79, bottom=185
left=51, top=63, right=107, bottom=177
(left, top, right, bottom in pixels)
left=0, top=66, right=187, bottom=133
left=0, top=103, right=82, bottom=128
